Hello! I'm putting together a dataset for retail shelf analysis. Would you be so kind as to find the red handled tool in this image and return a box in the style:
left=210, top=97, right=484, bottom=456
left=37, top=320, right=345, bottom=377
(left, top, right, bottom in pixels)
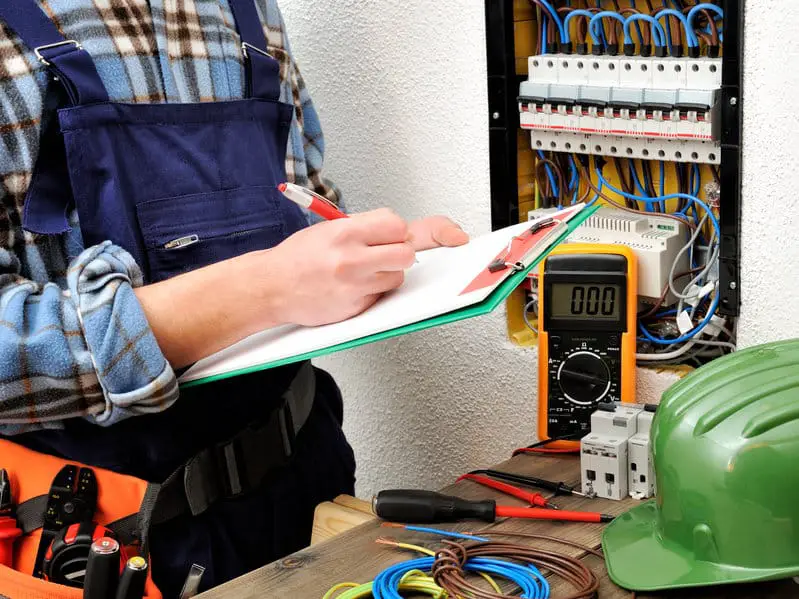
left=456, top=473, right=554, bottom=508
left=0, top=469, right=22, bottom=567
left=373, top=490, right=613, bottom=525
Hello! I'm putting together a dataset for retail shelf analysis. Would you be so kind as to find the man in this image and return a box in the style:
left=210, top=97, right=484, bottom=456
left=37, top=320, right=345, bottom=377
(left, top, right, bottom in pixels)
left=0, top=0, right=468, bottom=595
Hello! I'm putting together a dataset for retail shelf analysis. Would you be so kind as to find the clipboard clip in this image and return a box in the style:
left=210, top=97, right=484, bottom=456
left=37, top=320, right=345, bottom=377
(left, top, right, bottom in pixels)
left=488, top=217, right=558, bottom=274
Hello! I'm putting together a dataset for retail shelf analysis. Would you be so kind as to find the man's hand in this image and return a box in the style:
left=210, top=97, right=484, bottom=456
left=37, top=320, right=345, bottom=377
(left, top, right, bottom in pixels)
left=406, top=216, right=470, bottom=251
left=266, top=208, right=416, bottom=327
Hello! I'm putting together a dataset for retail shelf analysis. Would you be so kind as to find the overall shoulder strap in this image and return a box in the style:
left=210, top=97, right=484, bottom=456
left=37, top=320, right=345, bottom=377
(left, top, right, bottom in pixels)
left=0, top=1, right=108, bottom=105
left=227, top=0, right=282, bottom=101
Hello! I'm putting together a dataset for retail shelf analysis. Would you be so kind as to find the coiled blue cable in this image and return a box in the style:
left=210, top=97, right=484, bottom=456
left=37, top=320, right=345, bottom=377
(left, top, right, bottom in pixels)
left=371, top=555, right=552, bottom=599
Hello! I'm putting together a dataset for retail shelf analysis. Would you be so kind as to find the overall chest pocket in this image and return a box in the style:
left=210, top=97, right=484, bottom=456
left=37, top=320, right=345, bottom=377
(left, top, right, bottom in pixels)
left=136, top=186, right=287, bottom=283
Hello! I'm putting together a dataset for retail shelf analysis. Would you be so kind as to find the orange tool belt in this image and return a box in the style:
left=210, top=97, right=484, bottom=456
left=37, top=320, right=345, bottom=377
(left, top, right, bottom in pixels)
left=0, top=438, right=162, bottom=599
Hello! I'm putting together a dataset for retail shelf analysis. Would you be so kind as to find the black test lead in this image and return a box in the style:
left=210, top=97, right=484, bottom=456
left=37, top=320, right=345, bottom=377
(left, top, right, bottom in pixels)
left=83, top=537, right=120, bottom=599
left=116, top=556, right=148, bottom=599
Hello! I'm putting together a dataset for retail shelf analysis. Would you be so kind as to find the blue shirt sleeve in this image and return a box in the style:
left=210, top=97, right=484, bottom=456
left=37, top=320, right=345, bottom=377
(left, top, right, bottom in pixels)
left=0, top=242, right=178, bottom=434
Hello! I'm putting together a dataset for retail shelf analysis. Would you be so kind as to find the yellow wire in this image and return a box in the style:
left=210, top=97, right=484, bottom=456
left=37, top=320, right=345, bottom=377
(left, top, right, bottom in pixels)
left=322, top=582, right=360, bottom=599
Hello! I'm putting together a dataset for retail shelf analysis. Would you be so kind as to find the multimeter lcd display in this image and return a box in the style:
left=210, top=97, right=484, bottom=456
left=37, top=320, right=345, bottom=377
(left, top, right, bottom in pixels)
left=550, top=283, right=622, bottom=320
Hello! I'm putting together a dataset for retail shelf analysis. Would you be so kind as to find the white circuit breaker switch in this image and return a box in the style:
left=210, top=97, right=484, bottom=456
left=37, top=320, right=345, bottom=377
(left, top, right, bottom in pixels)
left=628, top=408, right=656, bottom=500
left=580, top=404, right=642, bottom=501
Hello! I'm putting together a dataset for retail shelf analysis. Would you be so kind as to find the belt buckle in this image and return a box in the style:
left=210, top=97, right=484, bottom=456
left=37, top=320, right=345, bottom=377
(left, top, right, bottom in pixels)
left=33, top=40, right=83, bottom=67
left=215, top=404, right=295, bottom=499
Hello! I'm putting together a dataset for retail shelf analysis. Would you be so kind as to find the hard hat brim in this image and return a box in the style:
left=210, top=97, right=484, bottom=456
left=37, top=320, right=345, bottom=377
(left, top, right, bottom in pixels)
left=602, top=500, right=799, bottom=592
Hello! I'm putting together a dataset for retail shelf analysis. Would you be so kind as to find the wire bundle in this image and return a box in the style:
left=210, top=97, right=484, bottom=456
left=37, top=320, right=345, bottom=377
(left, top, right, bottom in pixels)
left=432, top=540, right=598, bottom=599
left=325, top=530, right=607, bottom=599
left=529, top=0, right=723, bottom=58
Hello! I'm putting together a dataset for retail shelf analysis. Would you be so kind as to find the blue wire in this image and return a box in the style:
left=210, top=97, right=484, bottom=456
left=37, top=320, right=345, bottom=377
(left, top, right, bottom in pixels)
left=400, top=525, right=489, bottom=542
left=629, top=0, right=643, bottom=43
left=588, top=11, right=626, bottom=46
left=534, top=0, right=567, bottom=44
left=638, top=291, right=719, bottom=346
left=537, top=150, right=559, bottom=199
left=687, top=3, right=723, bottom=43
left=623, top=14, right=666, bottom=47
left=628, top=161, right=651, bottom=212
left=371, top=555, right=552, bottom=599
left=594, top=168, right=721, bottom=346
left=654, top=9, right=696, bottom=47
left=593, top=1, right=608, bottom=46
left=542, top=16, right=547, bottom=54
left=563, top=9, right=596, bottom=45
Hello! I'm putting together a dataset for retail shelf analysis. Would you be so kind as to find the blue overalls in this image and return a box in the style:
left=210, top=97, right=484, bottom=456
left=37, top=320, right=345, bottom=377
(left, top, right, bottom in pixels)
left=0, top=1, right=356, bottom=596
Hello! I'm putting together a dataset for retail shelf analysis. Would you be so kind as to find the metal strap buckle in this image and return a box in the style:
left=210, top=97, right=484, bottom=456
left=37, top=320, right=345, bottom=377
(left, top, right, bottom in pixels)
left=241, top=41, right=271, bottom=60
left=33, top=40, right=83, bottom=66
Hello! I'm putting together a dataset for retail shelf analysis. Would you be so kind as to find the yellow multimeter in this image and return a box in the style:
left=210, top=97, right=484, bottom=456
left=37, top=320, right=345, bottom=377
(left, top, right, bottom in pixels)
left=537, top=244, right=638, bottom=449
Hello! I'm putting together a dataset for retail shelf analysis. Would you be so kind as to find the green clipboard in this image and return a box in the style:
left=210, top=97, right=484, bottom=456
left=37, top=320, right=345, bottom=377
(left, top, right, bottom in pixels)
left=180, top=204, right=599, bottom=388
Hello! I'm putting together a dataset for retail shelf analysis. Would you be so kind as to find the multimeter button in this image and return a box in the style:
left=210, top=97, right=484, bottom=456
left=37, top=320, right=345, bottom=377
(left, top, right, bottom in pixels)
left=608, top=334, right=620, bottom=346
left=550, top=336, right=561, bottom=347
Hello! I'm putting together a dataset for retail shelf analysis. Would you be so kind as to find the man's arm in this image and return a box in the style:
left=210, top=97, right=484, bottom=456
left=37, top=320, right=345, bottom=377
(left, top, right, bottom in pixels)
left=0, top=242, right=178, bottom=434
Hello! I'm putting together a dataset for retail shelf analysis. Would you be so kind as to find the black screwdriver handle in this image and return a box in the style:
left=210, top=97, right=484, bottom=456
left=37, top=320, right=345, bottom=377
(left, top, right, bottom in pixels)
left=373, top=490, right=496, bottom=523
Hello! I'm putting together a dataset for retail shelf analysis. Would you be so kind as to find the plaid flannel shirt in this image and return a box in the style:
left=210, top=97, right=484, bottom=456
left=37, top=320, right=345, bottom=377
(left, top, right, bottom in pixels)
left=0, top=0, right=339, bottom=434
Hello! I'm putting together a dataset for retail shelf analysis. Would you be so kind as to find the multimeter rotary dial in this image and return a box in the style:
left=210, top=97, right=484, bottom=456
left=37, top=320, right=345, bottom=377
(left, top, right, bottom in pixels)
left=556, top=350, right=612, bottom=405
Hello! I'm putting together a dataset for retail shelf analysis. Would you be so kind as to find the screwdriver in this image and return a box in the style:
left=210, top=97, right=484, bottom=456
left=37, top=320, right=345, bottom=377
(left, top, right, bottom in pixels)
left=468, top=469, right=586, bottom=497
left=115, top=556, right=148, bottom=599
left=372, top=490, right=613, bottom=524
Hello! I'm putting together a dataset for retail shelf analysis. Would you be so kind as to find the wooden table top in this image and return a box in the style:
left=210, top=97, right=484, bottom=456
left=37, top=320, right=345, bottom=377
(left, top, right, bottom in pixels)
left=197, top=453, right=798, bottom=598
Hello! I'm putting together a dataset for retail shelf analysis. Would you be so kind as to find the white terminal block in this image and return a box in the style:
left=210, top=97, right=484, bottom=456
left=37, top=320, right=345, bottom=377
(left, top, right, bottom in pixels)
left=527, top=206, right=689, bottom=303
left=519, top=55, right=722, bottom=164
left=580, top=405, right=642, bottom=501
left=628, top=409, right=656, bottom=500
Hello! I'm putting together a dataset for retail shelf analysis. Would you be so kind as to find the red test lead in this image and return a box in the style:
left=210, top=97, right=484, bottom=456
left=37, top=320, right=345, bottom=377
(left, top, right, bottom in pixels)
left=456, top=473, right=553, bottom=508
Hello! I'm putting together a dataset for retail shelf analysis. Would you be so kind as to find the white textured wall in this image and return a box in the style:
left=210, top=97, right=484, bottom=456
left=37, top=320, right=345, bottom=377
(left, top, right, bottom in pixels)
left=736, top=1, right=799, bottom=347
left=279, top=0, right=799, bottom=496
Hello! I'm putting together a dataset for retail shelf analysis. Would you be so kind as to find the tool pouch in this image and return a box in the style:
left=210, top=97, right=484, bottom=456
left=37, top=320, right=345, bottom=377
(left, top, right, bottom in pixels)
left=0, top=439, right=162, bottom=599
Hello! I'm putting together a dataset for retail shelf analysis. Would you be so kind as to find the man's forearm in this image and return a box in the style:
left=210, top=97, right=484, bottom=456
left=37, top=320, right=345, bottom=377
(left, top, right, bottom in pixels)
left=135, top=250, right=282, bottom=369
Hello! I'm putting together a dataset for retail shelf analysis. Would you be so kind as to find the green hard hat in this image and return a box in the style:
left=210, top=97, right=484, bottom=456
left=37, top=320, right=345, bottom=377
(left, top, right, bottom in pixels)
left=602, top=340, right=799, bottom=592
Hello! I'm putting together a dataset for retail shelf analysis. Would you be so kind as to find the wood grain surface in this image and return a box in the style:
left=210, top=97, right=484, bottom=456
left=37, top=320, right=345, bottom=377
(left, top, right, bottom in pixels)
left=198, top=454, right=798, bottom=598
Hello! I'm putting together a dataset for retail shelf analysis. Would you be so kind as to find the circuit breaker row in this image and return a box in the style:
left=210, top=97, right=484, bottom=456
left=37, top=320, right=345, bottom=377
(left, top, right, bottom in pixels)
left=580, top=404, right=655, bottom=501
left=519, top=56, right=722, bottom=164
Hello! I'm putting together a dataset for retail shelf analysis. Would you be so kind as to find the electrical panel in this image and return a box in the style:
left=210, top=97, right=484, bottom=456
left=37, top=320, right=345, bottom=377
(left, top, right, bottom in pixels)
left=519, top=56, right=722, bottom=164
left=487, top=0, right=742, bottom=372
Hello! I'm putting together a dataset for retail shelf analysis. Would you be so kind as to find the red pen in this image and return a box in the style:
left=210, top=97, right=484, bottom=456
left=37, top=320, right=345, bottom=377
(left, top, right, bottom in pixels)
left=278, top=182, right=347, bottom=221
